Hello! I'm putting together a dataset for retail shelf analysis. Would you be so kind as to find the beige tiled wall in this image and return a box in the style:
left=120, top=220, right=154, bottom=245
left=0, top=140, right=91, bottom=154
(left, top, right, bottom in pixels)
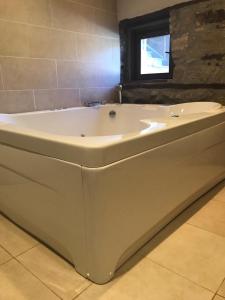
left=0, top=0, right=120, bottom=113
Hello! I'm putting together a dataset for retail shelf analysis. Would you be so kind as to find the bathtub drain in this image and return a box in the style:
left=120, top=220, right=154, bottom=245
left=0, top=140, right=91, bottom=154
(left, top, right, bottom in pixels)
left=109, top=110, right=116, bottom=118
left=81, top=134, right=86, bottom=137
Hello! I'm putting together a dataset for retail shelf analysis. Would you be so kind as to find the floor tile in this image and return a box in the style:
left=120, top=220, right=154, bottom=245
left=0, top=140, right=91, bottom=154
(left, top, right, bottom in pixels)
left=0, top=259, right=59, bottom=300
left=187, top=200, right=225, bottom=238
left=206, top=181, right=225, bottom=201
left=209, top=181, right=225, bottom=203
left=218, top=279, right=225, bottom=297
left=18, top=245, right=90, bottom=300
left=76, top=258, right=213, bottom=300
left=0, top=215, right=38, bottom=256
left=213, top=183, right=225, bottom=203
left=148, top=224, right=225, bottom=292
left=0, top=246, right=11, bottom=265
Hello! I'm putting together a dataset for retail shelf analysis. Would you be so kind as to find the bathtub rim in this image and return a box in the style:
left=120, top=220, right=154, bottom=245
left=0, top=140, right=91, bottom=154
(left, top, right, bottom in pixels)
left=0, top=104, right=224, bottom=168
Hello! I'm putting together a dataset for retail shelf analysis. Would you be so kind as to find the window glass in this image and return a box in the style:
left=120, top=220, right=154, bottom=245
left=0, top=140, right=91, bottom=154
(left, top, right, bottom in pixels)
left=141, top=34, right=170, bottom=75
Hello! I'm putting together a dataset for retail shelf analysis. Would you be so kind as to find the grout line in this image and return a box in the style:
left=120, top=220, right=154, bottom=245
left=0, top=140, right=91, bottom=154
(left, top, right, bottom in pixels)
left=0, top=245, right=13, bottom=266
left=0, top=54, right=119, bottom=63
left=32, top=89, right=37, bottom=110
left=0, top=240, right=39, bottom=259
left=14, top=244, right=39, bottom=258
left=14, top=257, right=62, bottom=299
left=0, top=17, right=119, bottom=40
left=72, top=283, right=93, bottom=300
left=212, top=294, right=225, bottom=300
left=0, top=55, right=56, bottom=62
left=0, top=244, right=14, bottom=257
left=0, top=63, right=5, bottom=90
left=0, top=87, right=116, bottom=93
left=216, top=277, right=225, bottom=295
left=55, top=60, right=59, bottom=89
left=48, top=0, right=54, bottom=28
left=74, top=32, right=78, bottom=62
left=56, top=0, right=117, bottom=16
left=211, top=198, right=225, bottom=204
left=147, top=256, right=215, bottom=294
left=186, top=223, right=225, bottom=241
left=78, top=88, right=81, bottom=105
left=0, top=257, right=13, bottom=267
left=0, top=89, right=34, bottom=92
left=0, top=213, right=92, bottom=300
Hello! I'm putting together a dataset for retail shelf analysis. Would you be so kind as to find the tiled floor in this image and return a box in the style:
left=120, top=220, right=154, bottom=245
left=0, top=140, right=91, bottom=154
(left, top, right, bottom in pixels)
left=0, top=181, right=225, bottom=300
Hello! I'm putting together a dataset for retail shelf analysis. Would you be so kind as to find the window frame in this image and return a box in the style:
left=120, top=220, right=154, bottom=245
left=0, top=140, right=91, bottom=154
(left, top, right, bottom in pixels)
left=120, top=10, right=173, bottom=83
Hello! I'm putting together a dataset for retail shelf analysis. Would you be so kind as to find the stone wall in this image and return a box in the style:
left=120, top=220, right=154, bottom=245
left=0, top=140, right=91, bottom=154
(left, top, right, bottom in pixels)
left=121, top=0, right=225, bottom=105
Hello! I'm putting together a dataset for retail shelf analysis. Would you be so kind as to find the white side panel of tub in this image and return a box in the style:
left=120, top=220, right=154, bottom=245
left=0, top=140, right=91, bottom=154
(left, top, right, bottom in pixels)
left=82, top=122, right=225, bottom=283
left=0, top=145, right=86, bottom=273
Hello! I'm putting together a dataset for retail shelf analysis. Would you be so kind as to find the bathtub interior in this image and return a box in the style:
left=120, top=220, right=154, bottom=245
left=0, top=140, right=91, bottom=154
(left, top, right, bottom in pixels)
left=0, top=102, right=223, bottom=138
left=0, top=105, right=163, bottom=137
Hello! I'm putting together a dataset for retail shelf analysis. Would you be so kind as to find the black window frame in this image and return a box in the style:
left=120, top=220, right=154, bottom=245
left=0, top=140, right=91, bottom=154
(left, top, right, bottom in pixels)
left=120, top=10, right=173, bottom=83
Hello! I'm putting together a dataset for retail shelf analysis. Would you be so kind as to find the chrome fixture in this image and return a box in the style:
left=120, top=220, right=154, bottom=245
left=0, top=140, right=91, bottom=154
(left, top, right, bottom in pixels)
left=118, top=85, right=123, bottom=104
left=84, top=100, right=102, bottom=107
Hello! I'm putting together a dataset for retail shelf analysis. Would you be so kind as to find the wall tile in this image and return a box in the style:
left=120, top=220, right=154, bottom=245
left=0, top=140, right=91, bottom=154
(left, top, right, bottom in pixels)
left=99, top=61, right=120, bottom=87
left=34, top=89, right=81, bottom=110
left=57, top=60, right=98, bottom=88
left=73, top=0, right=117, bottom=12
left=94, top=9, right=118, bottom=38
left=0, top=90, right=35, bottom=113
left=112, top=38, right=121, bottom=77
left=57, top=60, right=119, bottom=89
left=98, top=0, right=117, bottom=12
left=29, top=27, right=77, bottom=60
left=0, top=0, right=119, bottom=112
left=0, top=0, right=51, bottom=26
left=0, top=20, right=30, bottom=57
left=51, top=0, right=95, bottom=33
left=1, top=58, right=57, bottom=90
left=57, top=61, right=80, bottom=88
left=0, top=20, right=77, bottom=60
left=0, top=64, right=4, bottom=90
left=77, top=34, right=112, bottom=63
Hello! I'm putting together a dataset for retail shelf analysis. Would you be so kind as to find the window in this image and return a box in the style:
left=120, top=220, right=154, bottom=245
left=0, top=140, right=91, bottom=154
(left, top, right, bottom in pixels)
left=120, top=10, right=173, bottom=82
left=141, top=34, right=170, bottom=75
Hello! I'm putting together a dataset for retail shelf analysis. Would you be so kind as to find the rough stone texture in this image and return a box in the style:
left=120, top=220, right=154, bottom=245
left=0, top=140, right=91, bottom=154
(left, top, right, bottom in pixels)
left=123, top=87, right=225, bottom=105
left=122, top=0, right=225, bottom=105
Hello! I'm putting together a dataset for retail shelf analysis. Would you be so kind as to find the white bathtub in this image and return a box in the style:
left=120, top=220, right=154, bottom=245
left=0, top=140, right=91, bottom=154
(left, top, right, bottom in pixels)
left=0, top=102, right=225, bottom=284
